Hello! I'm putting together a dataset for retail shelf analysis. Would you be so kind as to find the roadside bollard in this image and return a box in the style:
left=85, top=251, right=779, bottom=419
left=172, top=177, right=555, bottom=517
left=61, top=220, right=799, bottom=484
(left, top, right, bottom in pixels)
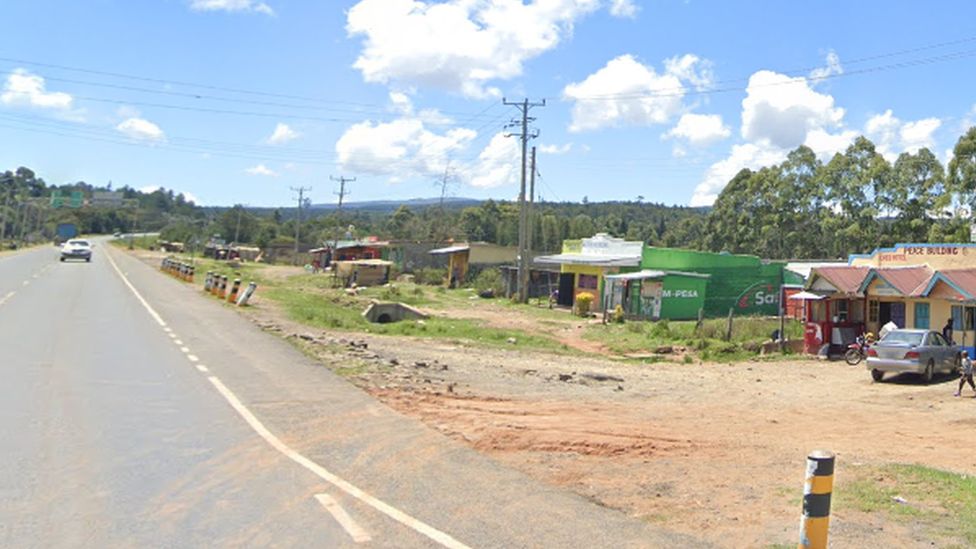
left=799, top=450, right=835, bottom=549
left=219, top=275, right=228, bottom=299
left=236, top=282, right=257, bottom=306
left=204, top=271, right=214, bottom=293
left=178, top=263, right=186, bottom=280
left=227, top=278, right=241, bottom=303
left=160, top=258, right=168, bottom=272
left=188, top=265, right=195, bottom=283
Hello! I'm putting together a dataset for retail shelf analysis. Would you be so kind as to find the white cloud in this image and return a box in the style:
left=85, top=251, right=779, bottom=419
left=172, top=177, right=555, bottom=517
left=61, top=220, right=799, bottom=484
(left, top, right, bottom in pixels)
left=609, top=0, right=639, bottom=18
left=116, top=118, right=165, bottom=142
left=266, top=123, right=299, bottom=145
left=663, top=54, right=714, bottom=91
left=741, top=70, right=845, bottom=149
left=189, top=0, right=273, bottom=15
left=468, top=133, right=520, bottom=188
left=690, top=143, right=787, bottom=207
left=335, top=118, right=475, bottom=178
left=346, top=0, right=600, bottom=98
left=563, top=54, right=690, bottom=132
left=245, top=164, right=278, bottom=177
left=387, top=91, right=452, bottom=125
left=665, top=113, right=730, bottom=146
left=803, top=128, right=858, bottom=158
left=1, top=69, right=74, bottom=110
left=539, top=143, right=573, bottom=155
left=865, top=109, right=942, bottom=160
left=809, top=50, right=843, bottom=81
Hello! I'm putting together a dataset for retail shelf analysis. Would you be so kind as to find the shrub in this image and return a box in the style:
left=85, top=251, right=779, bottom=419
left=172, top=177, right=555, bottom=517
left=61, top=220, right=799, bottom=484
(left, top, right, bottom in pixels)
left=649, top=319, right=671, bottom=338
left=612, top=305, right=626, bottom=323
left=575, top=292, right=595, bottom=316
left=415, top=267, right=447, bottom=286
left=473, top=268, right=504, bottom=295
left=683, top=354, right=694, bottom=364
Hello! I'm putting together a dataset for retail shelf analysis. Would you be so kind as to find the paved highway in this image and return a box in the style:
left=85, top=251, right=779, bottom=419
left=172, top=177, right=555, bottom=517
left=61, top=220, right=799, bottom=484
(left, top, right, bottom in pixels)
left=0, top=241, right=701, bottom=548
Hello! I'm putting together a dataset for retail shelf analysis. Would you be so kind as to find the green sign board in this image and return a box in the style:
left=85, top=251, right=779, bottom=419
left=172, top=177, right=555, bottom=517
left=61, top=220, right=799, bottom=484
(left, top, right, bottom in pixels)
left=50, top=190, right=85, bottom=208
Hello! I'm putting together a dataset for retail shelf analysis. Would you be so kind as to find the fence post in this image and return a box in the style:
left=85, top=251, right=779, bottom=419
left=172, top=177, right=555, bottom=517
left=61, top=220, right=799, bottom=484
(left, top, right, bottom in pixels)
left=725, top=307, right=734, bottom=341
left=696, top=307, right=704, bottom=333
left=799, top=450, right=835, bottom=549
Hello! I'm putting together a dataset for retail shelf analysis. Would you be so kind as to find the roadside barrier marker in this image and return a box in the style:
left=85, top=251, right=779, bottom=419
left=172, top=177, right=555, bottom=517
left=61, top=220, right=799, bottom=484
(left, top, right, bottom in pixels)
left=228, top=278, right=241, bottom=303
left=799, top=450, right=834, bottom=549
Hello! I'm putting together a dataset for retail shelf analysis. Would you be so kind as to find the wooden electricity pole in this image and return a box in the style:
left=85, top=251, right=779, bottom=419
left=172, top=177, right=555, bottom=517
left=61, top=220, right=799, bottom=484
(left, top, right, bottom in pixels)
left=503, top=97, right=545, bottom=303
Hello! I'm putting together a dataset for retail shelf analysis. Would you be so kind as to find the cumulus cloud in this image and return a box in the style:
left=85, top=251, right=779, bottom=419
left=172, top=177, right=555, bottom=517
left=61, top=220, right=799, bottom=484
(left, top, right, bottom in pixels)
left=865, top=109, right=942, bottom=160
left=690, top=143, right=788, bottom=207
left=664, top=54, right=714, bottom=91
left=803, top=128, right=858, bottom=158
left=564, top=54, right=707, bottom=132
left=539, top=143, right=573, bottom=155
left=189, top=0, right=273, bottom=15
left=809, top=50, right=843, bottom=81
left=609, top=0, right=639, bottom=18
left=468, top=133, right=520, bottom=188
left=266, top=123, right=299, bottom=145
left=245, top=164, right=278, bottom=177
left=665, top=113, right=730, bottom=146
left=741, top=70, right=845, bottom=149
left=387, top=91, right=452, bottom=125
left=1, top=69, right=74, bottom=110
left=335, top=118, right=476, bottom=179
left=116, top=118, right=165, bottom=142
left=346, top=0, right=600, bottom=98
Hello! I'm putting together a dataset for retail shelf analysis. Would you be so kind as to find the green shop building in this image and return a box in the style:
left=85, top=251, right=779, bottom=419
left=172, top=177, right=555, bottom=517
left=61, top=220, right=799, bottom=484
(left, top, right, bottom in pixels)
left=603, top=270, right=709, bottom=320
left=640, top=247, right=797, bottom=317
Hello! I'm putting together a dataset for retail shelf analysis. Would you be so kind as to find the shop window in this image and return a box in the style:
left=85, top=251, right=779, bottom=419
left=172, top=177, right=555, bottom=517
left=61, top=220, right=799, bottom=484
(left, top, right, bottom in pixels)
left=953, top=305, right=965, bottom=330
left=966, top=307, right=976, bottom=331
left=835, top=300, right=849, bottom=322
left=914, top=302, right=930, bottom=329
left=850, top=300, right=865, bottom=322
left=868, top=300, right=879, bottom=322
left=578, top=274, right=598, bottom=290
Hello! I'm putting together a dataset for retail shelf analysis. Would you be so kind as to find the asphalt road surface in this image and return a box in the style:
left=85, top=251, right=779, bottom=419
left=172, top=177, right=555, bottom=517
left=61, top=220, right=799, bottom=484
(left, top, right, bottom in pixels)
left=0, top=241, right=702, bottom=548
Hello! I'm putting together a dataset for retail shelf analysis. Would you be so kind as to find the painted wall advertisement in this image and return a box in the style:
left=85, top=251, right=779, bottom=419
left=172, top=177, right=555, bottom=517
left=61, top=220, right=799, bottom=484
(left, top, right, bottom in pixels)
left=735, top=282, right=781, bottom=315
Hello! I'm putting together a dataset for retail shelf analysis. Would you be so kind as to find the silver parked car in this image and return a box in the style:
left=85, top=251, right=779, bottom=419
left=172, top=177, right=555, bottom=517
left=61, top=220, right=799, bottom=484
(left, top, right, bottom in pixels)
left=866, top=329, right=960, bottom=383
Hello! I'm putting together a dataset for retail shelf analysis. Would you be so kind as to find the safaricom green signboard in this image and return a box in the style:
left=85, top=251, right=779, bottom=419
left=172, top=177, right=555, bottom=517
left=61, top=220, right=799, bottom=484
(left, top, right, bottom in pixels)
left=659, top=273, right=708, bottom=320
left=642, top=247, right=786, bottom=317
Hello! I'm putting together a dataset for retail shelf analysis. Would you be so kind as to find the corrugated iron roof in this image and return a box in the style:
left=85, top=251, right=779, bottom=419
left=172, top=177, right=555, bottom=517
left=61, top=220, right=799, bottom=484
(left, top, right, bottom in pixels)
left=936, top=269, right=976, bottom=299
left=533, top=253, right=640, bottom=267
left=604, top=269, right=710, bottom=281
left=428, top=245, right=469, bottom=255
left=809, top=265, right=871, bottom=293
left=872, top=266, right=934, bottom=295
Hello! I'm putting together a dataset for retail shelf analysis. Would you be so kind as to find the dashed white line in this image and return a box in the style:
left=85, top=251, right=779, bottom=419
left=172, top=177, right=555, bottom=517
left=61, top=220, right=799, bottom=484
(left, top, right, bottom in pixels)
left=168, top=333, right=177, bottom=339
left=174, top=339, right=184, bottom=345
left=187, top=355, right=199, bottom=362
left=180, top=346, right=190, bottom=353
left=0, top=291, right=14, bottom=307
left=109, top=246, right=470, bottom=549
left=314, top=493, right=372, bottom=543
left=195, top=364, right=209, bottom=373
left=22, top=280, right=29, bottom=286
left=163, top=327, right=172, bottom=333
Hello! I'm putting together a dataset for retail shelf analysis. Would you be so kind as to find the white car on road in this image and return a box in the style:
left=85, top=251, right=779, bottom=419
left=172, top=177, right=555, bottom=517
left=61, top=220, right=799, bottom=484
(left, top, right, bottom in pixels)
left=60, top=239, right=93, bottom=262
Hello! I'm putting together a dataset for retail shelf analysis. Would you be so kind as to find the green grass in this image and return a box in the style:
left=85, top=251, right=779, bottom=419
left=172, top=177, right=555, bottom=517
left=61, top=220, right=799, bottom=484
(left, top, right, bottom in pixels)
left=582, top=317, right=804, bottom=361
left=836, top=464, right=976, bottom=544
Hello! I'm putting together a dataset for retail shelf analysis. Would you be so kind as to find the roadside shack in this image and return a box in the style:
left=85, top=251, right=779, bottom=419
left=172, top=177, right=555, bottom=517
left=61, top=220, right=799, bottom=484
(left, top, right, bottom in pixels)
left=603, top=270, right=709, bottom=320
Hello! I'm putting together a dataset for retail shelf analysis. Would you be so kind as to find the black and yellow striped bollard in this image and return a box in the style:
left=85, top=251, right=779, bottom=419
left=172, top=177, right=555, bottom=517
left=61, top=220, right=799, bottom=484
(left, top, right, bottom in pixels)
left=227, top=278, right=241, bottom=303
left=799, top=450, right=834, bottom=549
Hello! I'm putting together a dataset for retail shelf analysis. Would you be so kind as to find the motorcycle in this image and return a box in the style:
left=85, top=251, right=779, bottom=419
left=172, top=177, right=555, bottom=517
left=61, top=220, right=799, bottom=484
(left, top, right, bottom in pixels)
left=845, top=334, right=872, bottom=365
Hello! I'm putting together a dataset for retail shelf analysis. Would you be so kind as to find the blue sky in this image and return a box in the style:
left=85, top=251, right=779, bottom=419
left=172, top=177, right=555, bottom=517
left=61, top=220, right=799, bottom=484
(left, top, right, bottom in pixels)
left=2, top=0, right=975, bottom=207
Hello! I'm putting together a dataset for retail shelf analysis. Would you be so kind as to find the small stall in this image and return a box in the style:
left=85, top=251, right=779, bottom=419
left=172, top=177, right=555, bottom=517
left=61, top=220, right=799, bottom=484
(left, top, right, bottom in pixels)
left=333, top=259, right=393, bottom=287
left=603, top=270, right=709, bottom=320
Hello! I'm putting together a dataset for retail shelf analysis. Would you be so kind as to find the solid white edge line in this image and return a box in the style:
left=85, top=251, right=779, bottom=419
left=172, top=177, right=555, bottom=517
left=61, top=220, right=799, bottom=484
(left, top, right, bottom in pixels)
left=107, top=244, right=469, bottom=549
left=104, top=250, right=167, bottom=327
left=206, top=376, right=469, bottom=549
left=314, top=493, right=373, bottom=543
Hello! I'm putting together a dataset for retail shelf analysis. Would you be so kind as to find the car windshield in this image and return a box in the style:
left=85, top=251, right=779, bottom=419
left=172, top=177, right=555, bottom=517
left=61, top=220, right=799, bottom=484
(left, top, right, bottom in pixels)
left=881, top=331, right=924, bottom=345
left=68, top=240, right=90, bottom=247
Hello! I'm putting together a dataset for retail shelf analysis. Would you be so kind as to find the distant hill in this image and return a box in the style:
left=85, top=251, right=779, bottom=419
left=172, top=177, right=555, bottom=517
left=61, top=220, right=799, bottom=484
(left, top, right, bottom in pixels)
left=308, top=196, right=481, bottom=212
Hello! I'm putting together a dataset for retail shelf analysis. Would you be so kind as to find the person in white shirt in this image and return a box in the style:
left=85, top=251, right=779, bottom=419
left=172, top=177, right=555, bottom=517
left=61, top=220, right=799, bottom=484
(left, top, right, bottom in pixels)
left=955, top=350, right=975, bottom=397
left=879, top=320, right=898, bottom=340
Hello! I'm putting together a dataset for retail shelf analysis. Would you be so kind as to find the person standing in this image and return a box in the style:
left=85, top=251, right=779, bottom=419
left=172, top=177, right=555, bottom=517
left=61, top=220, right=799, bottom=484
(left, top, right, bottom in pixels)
left=943, top=318, right=954, bottom=345
left=955, top=350, right=975, bottom=397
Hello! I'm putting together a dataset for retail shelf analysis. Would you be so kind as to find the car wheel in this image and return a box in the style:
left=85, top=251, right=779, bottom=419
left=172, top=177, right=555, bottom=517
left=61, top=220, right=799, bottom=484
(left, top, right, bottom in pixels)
left=59, top=257, right=65, bottom=262
left=923, top=360, right=935, bottom=383
left=871, top=369, right=884, bottom=382
left=86, top=257, right=91, bottom=262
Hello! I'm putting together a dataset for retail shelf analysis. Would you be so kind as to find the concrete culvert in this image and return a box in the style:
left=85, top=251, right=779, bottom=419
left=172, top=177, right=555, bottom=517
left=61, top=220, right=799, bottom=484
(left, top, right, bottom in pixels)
left=377, top=313, right=392, bottom=324
left=362, top=301, right=429, bottom=324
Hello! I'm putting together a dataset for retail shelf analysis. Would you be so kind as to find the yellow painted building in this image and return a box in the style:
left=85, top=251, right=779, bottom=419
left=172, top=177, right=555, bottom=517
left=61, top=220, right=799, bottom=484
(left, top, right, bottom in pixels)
left=535, top=234, right=642, bottom=311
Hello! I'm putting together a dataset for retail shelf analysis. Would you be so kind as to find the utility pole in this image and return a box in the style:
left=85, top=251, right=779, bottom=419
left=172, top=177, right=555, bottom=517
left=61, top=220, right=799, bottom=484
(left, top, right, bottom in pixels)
left=233, top=203, right=248, bottom=245
left=290, top=186, right=312, bottom=263
left=330, top=175, right=354, bottom=249
left=504, top=97, right=545, bottom=303
left=0, top=192, right=8, bottom=242
left=526, top=145, right=537, bottom=269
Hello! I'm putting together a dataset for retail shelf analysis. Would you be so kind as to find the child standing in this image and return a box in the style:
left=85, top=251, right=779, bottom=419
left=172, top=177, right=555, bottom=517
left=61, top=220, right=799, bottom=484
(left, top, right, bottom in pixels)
left=955, top=350, right=975, bottom=397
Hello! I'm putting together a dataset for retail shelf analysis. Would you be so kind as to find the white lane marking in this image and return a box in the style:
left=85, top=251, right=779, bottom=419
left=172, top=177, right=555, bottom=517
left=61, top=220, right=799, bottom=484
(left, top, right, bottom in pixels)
left=314, top=493, right=373, bottom=543
left=163, top=327, right=172, bottom=333
left=0, top=291, right=14, bottom=307
left=196, top=364, right=209, bottom=373
left=180, top=346, right=190, bottom=353
left=206, top=376, right=469, bottom=549
left=105, top=250, right=167, bottom=328
left=22, top=280, right=29, bottom=286
left=175, top=339, right=184, bottom=345
left=187, top=355, right=200, bottom=362
left=168, top=333, right=177, bottom=339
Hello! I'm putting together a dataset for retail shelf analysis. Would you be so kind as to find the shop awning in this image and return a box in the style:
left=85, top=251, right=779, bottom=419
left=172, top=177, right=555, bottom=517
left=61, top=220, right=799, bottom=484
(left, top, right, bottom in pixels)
left=788, top=291, right=827, bottom=300
left=533, top=253, right=640, bottom=267
left=604, top=269, right=709, bottom=281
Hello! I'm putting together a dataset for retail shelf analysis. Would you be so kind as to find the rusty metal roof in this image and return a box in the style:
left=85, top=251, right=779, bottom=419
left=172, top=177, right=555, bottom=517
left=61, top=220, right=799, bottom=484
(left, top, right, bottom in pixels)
left=808, top=265, right=871, bottom=294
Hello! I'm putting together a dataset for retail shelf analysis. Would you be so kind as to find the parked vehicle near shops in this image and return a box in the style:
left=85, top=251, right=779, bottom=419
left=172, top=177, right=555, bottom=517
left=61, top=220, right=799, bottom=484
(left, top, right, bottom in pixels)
left=866, top=329, right=960, bottom=383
